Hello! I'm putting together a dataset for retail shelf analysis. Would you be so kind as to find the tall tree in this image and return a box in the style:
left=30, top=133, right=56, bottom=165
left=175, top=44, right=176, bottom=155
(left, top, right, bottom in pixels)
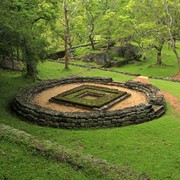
left=0, top=0, right=56, bottom=78
left=125, top=0, right=180, bottom=69
left=63, top=0, right=70, bottom=69
left=57, top=0, right=80, bottom=70
left=97, top=0, right=119, bottom=51
left=82, top=0, right=100, bottom=50
left=163, top=0, right=180, bottom=71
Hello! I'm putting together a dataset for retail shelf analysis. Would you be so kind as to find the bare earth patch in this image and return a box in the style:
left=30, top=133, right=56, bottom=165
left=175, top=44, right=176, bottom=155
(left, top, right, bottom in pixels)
left=133, top=76, right=149, bottom=84
left=32, top=83, right=147, bottom=112
left=133, top=76, right=180, bottom=112
left=172, top=73, right=180, bottom=79
left=161, top=91, right=180, bottom=111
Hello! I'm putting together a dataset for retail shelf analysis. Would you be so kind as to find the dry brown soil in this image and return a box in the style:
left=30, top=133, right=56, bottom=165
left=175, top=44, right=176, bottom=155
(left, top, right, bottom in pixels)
left=172, top=73, right=180, bottom=79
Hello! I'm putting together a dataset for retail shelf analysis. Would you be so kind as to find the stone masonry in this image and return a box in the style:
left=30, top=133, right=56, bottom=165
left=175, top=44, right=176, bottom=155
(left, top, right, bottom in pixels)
left=12, top=77, right=166, bottom=129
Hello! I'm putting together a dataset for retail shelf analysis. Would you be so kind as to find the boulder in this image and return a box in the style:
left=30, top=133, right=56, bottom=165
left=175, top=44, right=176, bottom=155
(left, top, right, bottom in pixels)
left=83, top=52, right=113, bottom=65
left=47, top=51, right=65, bottom=60
left=94, top=52, right=112, bottom=65
left=0, top=57, right=22, bottom=71
left=109, top=44, right=141, bottom=61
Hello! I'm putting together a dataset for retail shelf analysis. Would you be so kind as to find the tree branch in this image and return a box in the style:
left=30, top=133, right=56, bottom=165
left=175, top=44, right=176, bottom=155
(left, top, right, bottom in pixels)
left=32, top=17, right=46, bottom=24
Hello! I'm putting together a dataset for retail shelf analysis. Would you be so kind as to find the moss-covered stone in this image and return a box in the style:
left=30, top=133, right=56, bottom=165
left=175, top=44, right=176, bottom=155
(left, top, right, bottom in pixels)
left=50, top=85, right=130, bottom=110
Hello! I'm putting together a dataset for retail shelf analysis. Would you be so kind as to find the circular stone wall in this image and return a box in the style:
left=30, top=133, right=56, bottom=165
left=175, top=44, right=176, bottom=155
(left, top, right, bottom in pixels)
left=12, top=77, right=166, bottom=129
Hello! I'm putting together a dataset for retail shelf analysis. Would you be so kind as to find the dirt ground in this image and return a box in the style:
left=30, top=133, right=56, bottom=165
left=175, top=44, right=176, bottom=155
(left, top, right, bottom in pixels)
left=32, top=83, right=147, bottom=112
left=172, top=73, right=180, bottom=79
left=133, top=76, right=180, bottom=112
left=161, top=91, right=180, bottom=111
left=133, top=76, right=149, bottom=84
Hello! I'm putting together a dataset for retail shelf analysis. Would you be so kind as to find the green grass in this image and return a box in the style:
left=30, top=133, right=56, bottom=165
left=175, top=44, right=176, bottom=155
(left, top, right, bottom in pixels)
left=110, top=44, right=180, bottom=77
left=150, top=79, right=180, bottom=99
left=37, top=60, right=87, bottom=80
left=74, top=47, right=101, bottom=57
left=0, top=139, right=88, bottom=180
left=0, top=60, right=180, bottom=179
left=80, top=69, right=135, bottom=82
left=72, top=43, right=180, bottom=77
left=69, top=59, right=102, bottom=68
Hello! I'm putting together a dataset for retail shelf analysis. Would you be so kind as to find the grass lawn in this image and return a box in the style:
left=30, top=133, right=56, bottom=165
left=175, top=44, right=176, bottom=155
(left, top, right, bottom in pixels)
left=79, top=69, right=134, bottom=82
left=110, top=44, right=180, bottom=77
left=0, top=61, right=180, bottom=179
left=73, top=43, right=180, bottom=77
left=37, top=60, right=88, bottom=80
left=0, top=139, right=88, bottom=180
left=150, top=79, right=180, bottom=99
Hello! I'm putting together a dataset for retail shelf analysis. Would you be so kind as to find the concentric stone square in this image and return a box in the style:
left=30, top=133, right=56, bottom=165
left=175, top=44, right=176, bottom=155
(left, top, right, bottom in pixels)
left=50, top=85, right=130, bottom=110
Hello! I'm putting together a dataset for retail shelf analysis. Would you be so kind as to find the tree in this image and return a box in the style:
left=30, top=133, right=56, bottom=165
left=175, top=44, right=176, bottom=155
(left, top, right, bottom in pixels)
left=56, top=0, right=80, bottom=70
left=0, top=0, right=56, bottom=78
left=124, top=0, right=164, bottom=65
left=163, top=0, right=180, bottom=71
left=125, top=0, right=180, bottom=70
left=97, top=0, right=119, bottom=51
left=82, top=0, right=100, bottom=50
left=63, top=0, right=70, bottom=69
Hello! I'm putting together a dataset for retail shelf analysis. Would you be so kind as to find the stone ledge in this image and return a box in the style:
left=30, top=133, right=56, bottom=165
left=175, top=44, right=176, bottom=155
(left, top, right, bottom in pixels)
left=149, top=75, right=180, bottom=83
left=12, top=77, right=166, bottom=129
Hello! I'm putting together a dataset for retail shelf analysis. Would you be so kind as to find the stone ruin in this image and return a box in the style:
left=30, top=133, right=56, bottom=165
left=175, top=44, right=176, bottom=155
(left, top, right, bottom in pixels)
left=12, top=77, right=166, bottom=129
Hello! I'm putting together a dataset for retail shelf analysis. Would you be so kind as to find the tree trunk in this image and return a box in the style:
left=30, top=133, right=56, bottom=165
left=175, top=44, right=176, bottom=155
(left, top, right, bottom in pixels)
left=26, top=64, right=35, bottom=77
left=154, top=40, right=164, bottom=66
left=10, top=53, right=15, bottom=70
left=64, top=35, right=69, bottom=70
left=64, top=0, right=69, bottom=70
left=25, top=46, right=36, bottom=79
left=164, top=3, right=180, bottom=72
left=171, top=38, right=180, bottom=72
left=89, top=34, right=95, bottom=50
left=156, top=49, right=162, bottom=66
left=17, top=47, right=20, bottom=61
left=84, top=2, right=95, bottom=50
left=106, top=35, right=111, bottom=53
left=173, top=47, right=180, bottom=72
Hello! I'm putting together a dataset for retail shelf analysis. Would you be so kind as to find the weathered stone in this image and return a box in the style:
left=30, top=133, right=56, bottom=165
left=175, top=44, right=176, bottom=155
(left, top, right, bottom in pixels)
left=13, top=77, right=166, bottom=129
left=121, top=121, right=132, bottom=126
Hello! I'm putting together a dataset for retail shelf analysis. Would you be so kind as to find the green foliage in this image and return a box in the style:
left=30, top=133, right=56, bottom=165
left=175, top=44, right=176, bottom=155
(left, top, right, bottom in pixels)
left=125, top=0, right=180, bottom=69
left=1, top=0, right=180, bottom=177
left=0, top=0, right=57, bottom=77
left=1, top=0, right=179, bottom=73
